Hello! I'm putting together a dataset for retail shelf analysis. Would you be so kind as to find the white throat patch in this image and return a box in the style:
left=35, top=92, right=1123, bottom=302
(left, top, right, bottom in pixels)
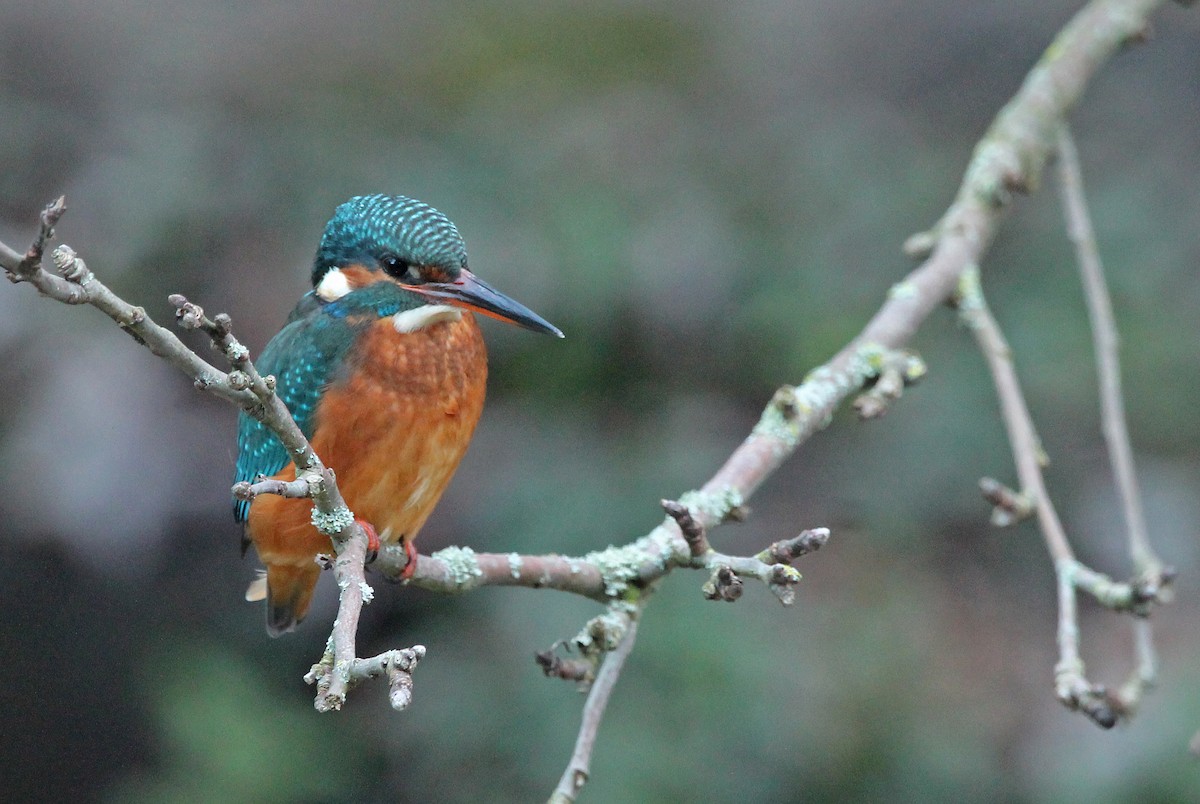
left=392, top=304, right=463, bottom=333
left=315, top=268, right=352, bottom=301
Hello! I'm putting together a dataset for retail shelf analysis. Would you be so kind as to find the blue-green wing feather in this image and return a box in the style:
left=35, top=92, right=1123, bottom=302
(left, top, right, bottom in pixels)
left=233, top=293, right=364, bottom=522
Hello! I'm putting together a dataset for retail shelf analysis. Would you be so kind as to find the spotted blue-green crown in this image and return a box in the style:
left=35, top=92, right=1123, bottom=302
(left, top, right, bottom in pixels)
left=311, top=194, right=468, bottom=286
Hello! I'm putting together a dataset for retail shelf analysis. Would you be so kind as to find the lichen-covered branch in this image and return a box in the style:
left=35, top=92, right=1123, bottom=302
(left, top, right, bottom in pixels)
left=549, top=606, right=641, bottom=804
left=0, top=203, right=401, bottom=714
left=1, top=200, right=253, bottom=406
left=702, top=0, right=1168, bottom=530
left=307, top=645, right=427, bottom=712
left=384, top=527, right=829, bottom=607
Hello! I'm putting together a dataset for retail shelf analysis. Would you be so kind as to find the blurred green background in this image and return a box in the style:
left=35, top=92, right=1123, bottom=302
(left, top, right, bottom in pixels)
left=2, top=1, right=1199, bottom=801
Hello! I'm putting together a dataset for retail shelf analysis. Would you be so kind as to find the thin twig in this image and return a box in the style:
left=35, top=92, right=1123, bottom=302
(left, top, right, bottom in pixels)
left=232, top=477, right=313, bottom=504
left=852, top=348, right=927, bottom=419
left=755, top=528, right=831, bottom=565
left=956, top=269, right=1074, bottom=564
left=957, top=271, right=1117, bottom=723
left=1056, top=126, right=1172, bottom=711
left=661, top=499, right=711, bottom=557
left=1, top=205, right=254, bottom=403
left=306, top=646, right=427, bottom=711
left=1055, top=126, right=1162, bottom=574
left=549, top=611, right=641, bottom=804
left=959, top=269, right=1170, bottom=727
left=979, top=476, right=1035, bottom=526
left=1055, top=559, right=1119, bottom=728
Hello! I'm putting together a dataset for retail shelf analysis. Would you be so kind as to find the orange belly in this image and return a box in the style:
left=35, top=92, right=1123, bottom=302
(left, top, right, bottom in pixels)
left=247, top=310, right=487, bottom=631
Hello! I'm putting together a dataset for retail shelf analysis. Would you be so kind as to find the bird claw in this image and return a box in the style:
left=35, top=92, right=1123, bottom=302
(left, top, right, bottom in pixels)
left=399, top=538, right=418, bottom=580
left=357, top=519, right=381, bottom=564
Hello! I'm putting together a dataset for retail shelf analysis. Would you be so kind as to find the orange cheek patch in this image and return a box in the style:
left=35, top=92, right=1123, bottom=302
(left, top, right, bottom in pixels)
left=339, top=264, right=380, bottom=289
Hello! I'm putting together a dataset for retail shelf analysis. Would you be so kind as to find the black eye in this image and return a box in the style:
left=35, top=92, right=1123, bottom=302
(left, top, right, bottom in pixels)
left=380, top=254, right=423, bottom=284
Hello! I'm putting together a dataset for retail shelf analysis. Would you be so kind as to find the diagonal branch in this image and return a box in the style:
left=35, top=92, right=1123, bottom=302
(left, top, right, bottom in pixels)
left=956, top=268, right=1072, bottom=564
left=549, top=606, right=641, bottom=804
left=2, top=200, right=252, bottom=405
left=0, top=207, right=396, bottom=713
left=1055, top=126, right=1161, bottom=576
left=699, top=0, right=1168, bottom=529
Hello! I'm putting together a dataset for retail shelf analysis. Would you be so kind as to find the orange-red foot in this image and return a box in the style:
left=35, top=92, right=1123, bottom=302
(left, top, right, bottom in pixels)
left=357, top=519, right=380, bottom=564
left=399, top=538, right=418, bottom=580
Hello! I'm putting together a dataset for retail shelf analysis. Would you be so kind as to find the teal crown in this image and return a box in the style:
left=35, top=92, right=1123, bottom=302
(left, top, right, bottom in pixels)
left=311, top=194, right=468, bottom=285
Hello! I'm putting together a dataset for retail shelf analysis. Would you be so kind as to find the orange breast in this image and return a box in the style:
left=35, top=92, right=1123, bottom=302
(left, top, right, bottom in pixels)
left=249, top=311, right=487, bottom=567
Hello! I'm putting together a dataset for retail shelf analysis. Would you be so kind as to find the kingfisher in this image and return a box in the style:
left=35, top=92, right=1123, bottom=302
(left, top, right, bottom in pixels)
left=234, top=194, right=562, bottom=635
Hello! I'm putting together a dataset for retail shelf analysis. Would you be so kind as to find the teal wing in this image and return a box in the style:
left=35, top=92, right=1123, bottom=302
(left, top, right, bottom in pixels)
left=233, top=293, right=361, bottom=523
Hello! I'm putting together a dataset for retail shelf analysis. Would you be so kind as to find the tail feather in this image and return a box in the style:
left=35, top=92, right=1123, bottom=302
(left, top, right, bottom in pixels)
left=264, top=563, right=321, bottom=637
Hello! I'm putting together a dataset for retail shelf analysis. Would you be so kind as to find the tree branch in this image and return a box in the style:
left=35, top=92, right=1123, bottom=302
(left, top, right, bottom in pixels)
left=549, top=606, right=641, bottom=804
left=1056, top=126, right=1162, bottom=576
left=957, top=263, right=1170, bottom=727
left=701, top=0, right=1168, bottom=530
left=382, top=528, right=829, bottom=607
left=0, top=206, right=399, bottom=713
left=1055, top=124, right=1172, bottom=716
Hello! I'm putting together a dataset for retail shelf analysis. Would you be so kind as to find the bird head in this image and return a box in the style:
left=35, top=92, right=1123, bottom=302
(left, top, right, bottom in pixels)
left=310, top=194, right=562, bottom=337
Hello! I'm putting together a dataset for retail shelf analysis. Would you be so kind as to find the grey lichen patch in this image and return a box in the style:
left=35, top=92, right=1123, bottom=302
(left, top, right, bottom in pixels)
left=848, top=341, right=888, bottom=382
left=966, top=139, right=1023, bottom=206
left=641, top=526, right=685, bottom=567
left=801, top=362, right=860, bottom=413
left=678, top=487, right=745, bottom=526
left=227, top=342, right=251, bottom=363
left=901, top=351, right=928, bottom=384
left=888, top=280, right=919, bottom=301
left=752, top=390, right=803, bottom=448
left=358, top=580, right=375, bottom=603
left=584, top=543, right=658, bottom=598
left=311, top=505, right=355, bottom=536
left=754, top=361, right=864, bottom=445
left=955, top=264, right=985, bottom=321
left=507, top=552, right=523, bottom=579
left=431, top=546, right=484, bottom=589
left=573, top=602, right=636, bottom=656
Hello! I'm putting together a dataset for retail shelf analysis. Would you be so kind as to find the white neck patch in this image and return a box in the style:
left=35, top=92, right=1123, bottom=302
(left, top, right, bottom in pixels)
left=392, top=304, right=463, bottom=333
left=315, top=268, right=352, bottom=301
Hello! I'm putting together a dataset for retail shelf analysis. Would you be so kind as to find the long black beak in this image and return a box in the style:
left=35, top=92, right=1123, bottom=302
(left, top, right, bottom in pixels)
left=408, top=268, right=564, bottom=337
